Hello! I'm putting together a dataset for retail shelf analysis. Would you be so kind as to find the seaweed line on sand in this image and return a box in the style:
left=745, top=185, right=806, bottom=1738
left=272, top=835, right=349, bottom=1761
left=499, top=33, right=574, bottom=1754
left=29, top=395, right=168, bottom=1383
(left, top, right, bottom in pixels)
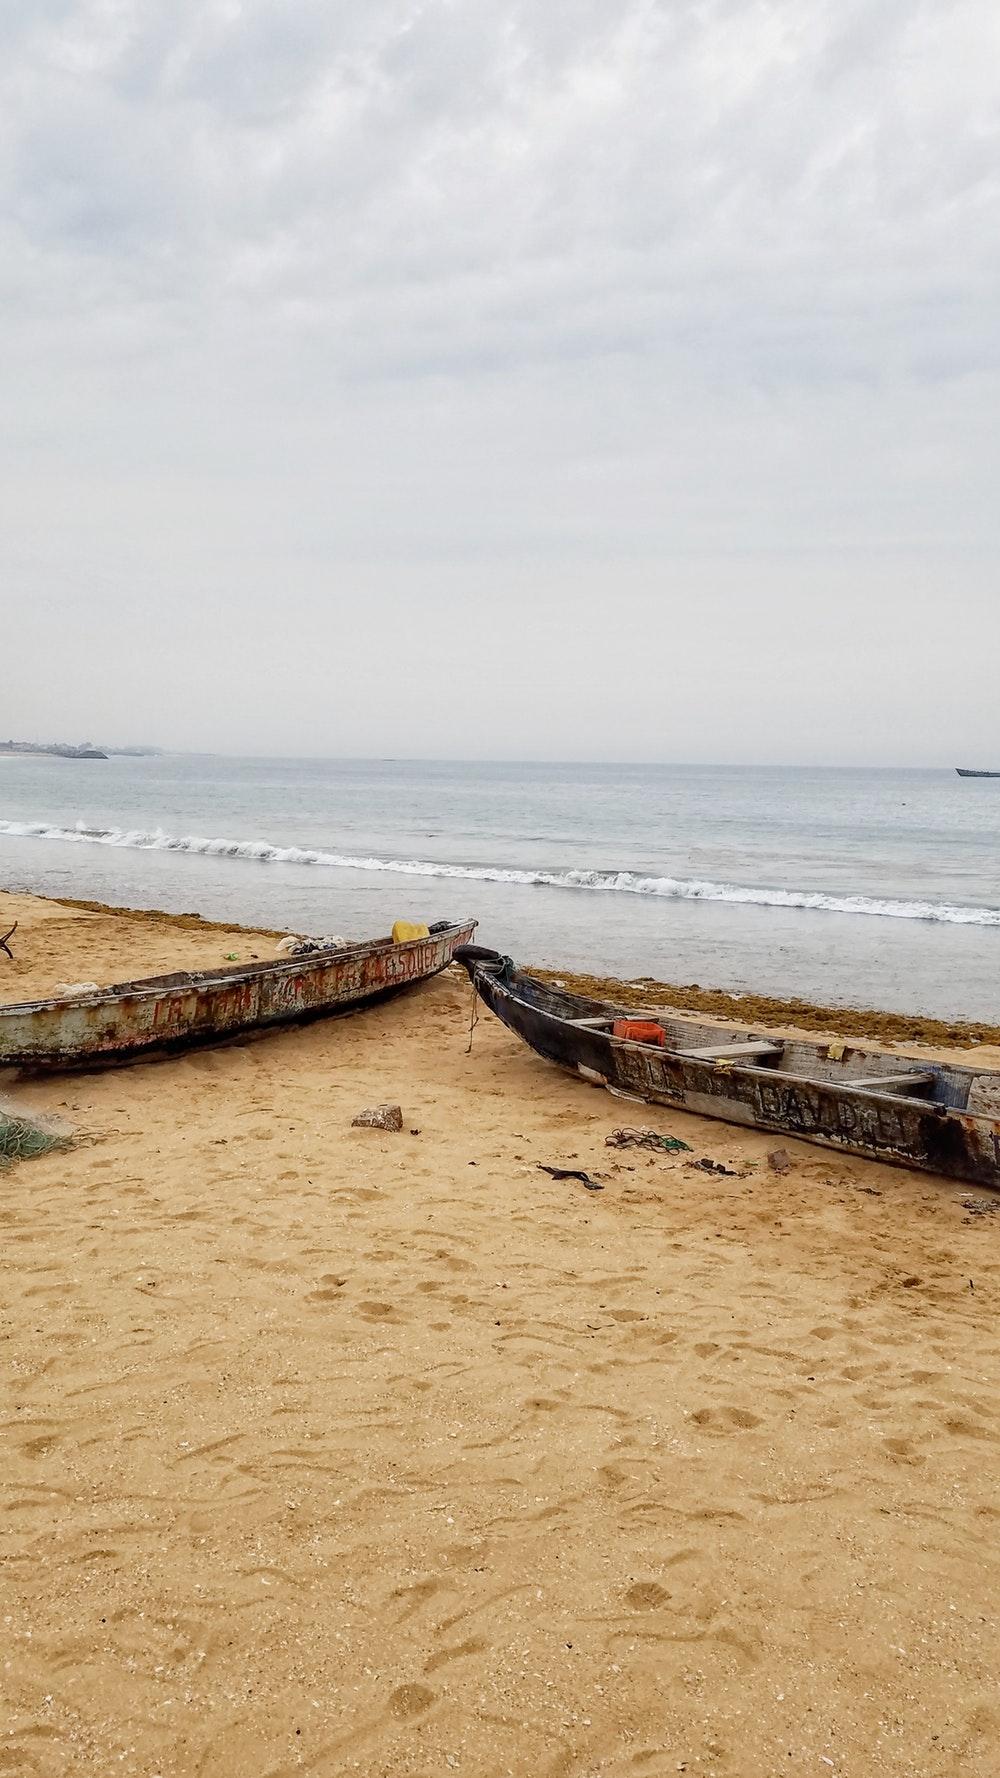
left=7, top=891, right=288, bottom=938
left=1, top=885, right=993, bottom=1050
left=528, top=966, right=1000, bottom=1051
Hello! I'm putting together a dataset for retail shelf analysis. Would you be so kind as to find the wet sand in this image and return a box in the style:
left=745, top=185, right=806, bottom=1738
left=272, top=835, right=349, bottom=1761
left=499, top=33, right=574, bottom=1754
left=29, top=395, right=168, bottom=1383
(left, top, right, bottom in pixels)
left=2, top=888, right=999, bottom=1777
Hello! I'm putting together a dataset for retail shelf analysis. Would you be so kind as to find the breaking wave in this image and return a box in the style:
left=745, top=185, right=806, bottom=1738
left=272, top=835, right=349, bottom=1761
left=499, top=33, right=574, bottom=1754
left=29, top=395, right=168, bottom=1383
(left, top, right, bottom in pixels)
left=1, top=817, right=998, bottom=926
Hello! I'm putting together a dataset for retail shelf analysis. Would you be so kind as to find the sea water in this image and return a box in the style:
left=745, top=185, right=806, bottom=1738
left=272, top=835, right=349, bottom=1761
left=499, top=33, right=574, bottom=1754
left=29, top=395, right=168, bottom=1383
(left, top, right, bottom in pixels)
left=0, top=755, right=997, bottom=1019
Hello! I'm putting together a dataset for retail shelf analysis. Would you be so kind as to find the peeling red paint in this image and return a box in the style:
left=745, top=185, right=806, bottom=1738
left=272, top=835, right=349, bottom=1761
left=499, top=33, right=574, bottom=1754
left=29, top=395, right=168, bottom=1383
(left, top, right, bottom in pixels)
left=0, top=921, right=477, bottom=1072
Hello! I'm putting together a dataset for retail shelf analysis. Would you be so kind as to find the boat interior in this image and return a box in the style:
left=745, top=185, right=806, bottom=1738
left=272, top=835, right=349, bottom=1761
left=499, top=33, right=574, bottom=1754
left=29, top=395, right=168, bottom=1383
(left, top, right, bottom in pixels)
left=502, top=968, right=1000, bottom=1117
left=4, top=923, right=469, bottom=1014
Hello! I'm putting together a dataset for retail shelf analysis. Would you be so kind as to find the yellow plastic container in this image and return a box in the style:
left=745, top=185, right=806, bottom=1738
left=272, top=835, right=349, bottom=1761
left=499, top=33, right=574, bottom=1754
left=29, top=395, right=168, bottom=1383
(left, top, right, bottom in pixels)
left=391, top=920, right=430, bottom=944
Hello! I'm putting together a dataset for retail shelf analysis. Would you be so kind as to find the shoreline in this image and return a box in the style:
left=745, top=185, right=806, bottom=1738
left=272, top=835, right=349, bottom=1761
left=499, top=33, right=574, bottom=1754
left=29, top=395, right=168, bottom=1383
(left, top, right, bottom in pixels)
left=3, top=883, right=997, bottom=1051
left=27, top=889, right=290, bottom=937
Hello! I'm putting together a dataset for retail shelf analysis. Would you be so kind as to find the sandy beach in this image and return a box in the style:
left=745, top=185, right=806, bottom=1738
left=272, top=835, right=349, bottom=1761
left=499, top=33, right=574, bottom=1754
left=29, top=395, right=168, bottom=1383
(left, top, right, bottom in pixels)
left=3, top=887, right=999, bottom=1778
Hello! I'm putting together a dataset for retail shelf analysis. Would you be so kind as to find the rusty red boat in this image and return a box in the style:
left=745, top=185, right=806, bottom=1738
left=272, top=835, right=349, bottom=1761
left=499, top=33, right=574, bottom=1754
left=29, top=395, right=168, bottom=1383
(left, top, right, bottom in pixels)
left=0, top=919, right=476, bottom=1072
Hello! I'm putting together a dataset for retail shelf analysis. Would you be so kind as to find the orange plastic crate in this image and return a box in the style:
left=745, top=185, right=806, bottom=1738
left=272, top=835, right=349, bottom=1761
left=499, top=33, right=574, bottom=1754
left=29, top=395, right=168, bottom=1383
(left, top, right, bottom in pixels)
left=612, top=1019, right=666, bottom=1046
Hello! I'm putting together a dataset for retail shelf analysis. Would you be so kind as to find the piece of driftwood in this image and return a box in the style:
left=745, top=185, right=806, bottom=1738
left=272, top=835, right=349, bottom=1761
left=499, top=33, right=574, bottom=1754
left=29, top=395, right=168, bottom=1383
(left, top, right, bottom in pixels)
left=0, top=922, right=16, bottom=960
left=537, top=1163, right=604, bottom=1191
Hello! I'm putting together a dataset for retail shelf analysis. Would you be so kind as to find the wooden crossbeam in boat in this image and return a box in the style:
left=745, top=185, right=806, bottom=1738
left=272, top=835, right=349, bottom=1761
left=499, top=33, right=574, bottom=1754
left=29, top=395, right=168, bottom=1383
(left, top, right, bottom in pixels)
left=848, top=1071, right=937, bottom=1095
left=566, top=1009, right=662, bottom=1024
left=672, top=1040, right=784, bottom=1062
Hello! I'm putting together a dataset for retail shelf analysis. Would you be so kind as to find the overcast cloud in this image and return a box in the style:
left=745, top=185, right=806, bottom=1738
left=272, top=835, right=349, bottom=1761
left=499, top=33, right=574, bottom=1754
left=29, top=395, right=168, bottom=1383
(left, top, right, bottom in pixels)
left=2, top=0, right=998, bottom=760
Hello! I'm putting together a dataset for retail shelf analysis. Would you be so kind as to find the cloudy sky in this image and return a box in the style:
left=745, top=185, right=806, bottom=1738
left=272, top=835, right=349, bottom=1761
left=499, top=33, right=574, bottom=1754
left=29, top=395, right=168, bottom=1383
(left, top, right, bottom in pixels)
left=2, top=0, right=998, bottom=761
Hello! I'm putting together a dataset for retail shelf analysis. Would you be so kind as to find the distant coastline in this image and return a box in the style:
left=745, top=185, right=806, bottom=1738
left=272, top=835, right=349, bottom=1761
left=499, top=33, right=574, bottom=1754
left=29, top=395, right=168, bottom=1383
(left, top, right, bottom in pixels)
left=0, top=741, right=162, bottom=761
left=0, top=741, right=108, bottom=759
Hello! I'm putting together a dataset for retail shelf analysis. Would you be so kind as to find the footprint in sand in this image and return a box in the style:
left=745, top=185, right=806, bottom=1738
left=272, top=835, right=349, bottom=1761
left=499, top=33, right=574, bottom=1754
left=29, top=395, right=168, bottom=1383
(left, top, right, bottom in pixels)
left=424, top=1636, right=487, bottom=1674
left=942, top=1413, right=991, bottom=1441
left=883, top=1435, right=925, bottom=1465
left=390, top=1579, right=444, bottom=1622
left=624, top=1581, right=670, bottom=1609
left=388, top=1683, right=436, bottom=1720
left=21, top=1434, right=59, bottom=1458
left=690, top=1406, right=762, bottom=1432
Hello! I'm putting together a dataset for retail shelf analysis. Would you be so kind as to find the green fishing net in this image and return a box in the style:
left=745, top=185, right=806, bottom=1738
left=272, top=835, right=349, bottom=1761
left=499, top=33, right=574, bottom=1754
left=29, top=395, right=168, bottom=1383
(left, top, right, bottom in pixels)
left=0, top=1112, right=70, bottom=1167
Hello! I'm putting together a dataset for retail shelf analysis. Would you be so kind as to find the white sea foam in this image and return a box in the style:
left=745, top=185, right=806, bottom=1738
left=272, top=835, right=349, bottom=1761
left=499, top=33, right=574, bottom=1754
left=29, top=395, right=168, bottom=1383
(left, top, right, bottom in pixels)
left=1, top=817, right=998, bottom=926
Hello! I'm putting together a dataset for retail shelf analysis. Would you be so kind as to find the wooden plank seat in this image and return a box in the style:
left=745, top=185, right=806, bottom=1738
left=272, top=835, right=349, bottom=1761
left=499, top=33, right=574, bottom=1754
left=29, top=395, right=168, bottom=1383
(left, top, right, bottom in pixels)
left=672, top=1040, right=784, bottom=1062
left=848, top=1071, right=937, bottom=1094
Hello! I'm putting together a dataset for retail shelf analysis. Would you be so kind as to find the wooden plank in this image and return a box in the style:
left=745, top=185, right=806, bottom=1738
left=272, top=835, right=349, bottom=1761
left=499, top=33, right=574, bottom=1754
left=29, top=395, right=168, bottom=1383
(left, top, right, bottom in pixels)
left=848, top=1071, right=937, bottom=1094
left=566, top=1016, right=614, bottom=1028
left=673, top=1040, right=784, bottom=1062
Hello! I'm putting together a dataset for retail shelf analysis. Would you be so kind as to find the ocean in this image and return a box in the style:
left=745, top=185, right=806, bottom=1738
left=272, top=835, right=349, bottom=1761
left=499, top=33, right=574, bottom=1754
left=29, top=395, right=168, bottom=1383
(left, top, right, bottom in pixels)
left=0, top=755, right=997, bottom=1020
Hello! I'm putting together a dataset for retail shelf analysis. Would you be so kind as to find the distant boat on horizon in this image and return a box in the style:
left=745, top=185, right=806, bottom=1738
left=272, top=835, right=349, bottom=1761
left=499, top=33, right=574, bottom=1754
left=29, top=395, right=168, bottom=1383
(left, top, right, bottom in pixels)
left=956, top=768, right=1000, bottom=778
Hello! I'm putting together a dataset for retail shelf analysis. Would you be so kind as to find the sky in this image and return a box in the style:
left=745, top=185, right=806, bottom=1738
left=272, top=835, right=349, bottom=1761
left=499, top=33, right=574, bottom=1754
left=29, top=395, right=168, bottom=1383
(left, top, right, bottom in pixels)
left=2, top=0, right=998, bottom=763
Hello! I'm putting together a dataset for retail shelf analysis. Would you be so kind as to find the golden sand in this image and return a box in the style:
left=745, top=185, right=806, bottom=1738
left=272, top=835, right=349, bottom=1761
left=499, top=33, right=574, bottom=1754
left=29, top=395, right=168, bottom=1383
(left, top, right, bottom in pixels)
left=2, top=888, right=999, bottom=1777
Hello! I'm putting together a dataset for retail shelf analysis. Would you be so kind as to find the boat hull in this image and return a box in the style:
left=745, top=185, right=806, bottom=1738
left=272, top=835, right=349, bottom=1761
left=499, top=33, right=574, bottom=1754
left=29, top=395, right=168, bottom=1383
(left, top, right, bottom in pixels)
left=0, top=921, right=477, bottom=1071
left=463, top=957, right=1000, bottom=1189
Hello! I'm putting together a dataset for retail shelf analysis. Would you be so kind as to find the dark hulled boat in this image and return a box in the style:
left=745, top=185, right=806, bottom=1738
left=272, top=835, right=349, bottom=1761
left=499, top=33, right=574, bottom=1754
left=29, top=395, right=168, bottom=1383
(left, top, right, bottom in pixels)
left=456, top=947, right=1000, bottom=1188
left=956, top=768, right=1000, bottom=778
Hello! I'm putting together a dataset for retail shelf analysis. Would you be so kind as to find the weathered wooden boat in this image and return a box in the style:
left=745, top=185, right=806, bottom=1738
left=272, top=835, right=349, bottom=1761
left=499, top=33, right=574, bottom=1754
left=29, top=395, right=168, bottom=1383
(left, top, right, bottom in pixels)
left=455, top=947, right=1000, bottom=1188
left=957, top=768, right=1000, bottom=779
left=0, top=919, right=476, bottom=1072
